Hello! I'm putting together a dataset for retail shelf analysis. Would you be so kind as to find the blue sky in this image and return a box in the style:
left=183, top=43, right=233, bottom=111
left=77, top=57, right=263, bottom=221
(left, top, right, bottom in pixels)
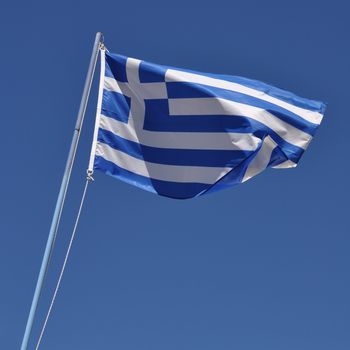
left=1, top=0, right=349, bottom=349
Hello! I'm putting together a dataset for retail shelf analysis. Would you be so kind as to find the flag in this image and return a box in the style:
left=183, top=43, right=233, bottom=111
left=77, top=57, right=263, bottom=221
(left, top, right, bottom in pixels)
left=88, top=49, right=325, bottom=199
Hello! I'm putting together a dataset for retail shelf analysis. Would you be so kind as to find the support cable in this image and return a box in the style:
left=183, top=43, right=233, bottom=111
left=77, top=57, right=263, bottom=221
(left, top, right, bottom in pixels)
left=34, top=176, right=92, bottom=350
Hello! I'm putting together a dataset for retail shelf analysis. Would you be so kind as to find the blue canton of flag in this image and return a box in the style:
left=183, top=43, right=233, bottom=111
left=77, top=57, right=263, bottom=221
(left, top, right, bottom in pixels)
left=88, top=49, right=326, bottom=199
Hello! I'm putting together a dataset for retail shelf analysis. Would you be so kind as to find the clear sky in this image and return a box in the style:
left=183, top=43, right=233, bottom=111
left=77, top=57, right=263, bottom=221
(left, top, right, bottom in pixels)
left=1, top=0, right=349, bottom=349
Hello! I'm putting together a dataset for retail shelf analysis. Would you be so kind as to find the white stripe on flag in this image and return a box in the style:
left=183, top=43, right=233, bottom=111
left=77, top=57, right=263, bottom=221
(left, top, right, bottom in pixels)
left=272, top=160, right=297, bottom=169
left=104, top=77, right=168, bottom=100
left=242, top=136, right=277, bottom=182
left=165, top=69, right=323, bottom=125
left=99, top=114, right=261, bottom=151
left=96, top=142, right=232, bottom=184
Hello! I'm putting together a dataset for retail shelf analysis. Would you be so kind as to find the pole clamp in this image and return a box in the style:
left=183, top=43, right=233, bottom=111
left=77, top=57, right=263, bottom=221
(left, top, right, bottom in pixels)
left=99, top=42, right=109, bottom=52
left=86, top=169, right=94, bottom=182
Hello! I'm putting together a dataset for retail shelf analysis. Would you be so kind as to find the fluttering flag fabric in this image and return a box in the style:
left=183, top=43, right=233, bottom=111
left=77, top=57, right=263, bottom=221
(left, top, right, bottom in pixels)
left=88, top=49, right=325, bottom=199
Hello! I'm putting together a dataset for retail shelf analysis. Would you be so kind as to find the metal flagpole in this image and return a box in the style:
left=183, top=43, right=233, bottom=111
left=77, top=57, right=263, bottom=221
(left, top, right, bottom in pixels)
left=20, top=32, right=103, bottom=350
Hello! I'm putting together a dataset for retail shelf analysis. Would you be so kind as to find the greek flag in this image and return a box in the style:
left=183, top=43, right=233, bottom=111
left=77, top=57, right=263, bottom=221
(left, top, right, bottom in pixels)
left=88, top=49, right=325, bottom=199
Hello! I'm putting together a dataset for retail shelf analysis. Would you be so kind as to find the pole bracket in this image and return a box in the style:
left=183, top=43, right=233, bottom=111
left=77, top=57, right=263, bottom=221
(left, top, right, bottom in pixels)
left=86, top=169, right=94, bottom=182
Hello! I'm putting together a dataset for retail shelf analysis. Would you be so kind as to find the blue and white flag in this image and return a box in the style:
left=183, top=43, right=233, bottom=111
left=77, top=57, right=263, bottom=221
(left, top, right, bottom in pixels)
left=88, top=49, right=325, bottom=199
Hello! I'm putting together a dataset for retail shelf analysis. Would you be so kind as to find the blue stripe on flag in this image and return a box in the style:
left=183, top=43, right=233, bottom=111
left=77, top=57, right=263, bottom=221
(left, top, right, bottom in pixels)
left=102, top=90, right=131, bottom=123
left=94, top=156, right=211, bottom=199
left=139, top=60, right=167, bottom=83
left=105, top=53, right=128, bottom=82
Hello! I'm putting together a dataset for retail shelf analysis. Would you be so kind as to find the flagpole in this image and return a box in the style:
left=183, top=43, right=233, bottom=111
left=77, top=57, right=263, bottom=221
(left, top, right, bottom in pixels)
left=20, top=32, right=103, bottom=350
